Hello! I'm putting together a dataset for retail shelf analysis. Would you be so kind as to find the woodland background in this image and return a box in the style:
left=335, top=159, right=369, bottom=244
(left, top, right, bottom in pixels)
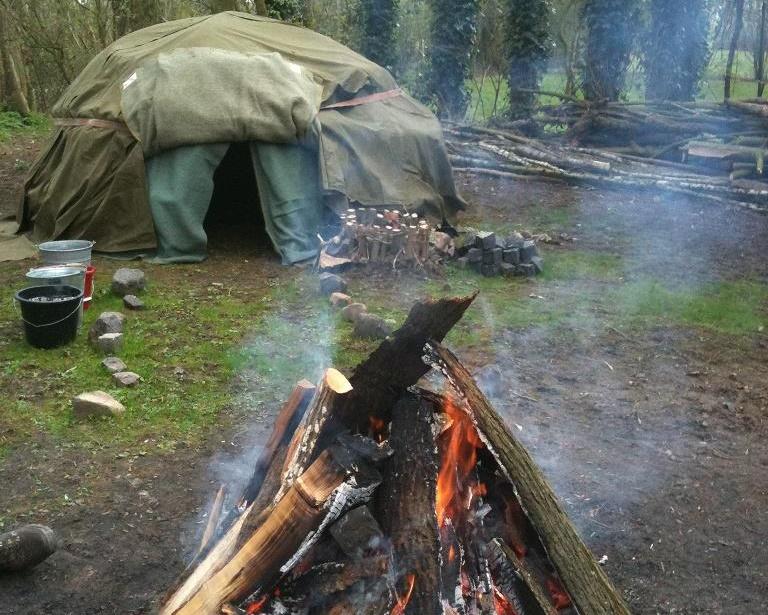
left=0, top=0, right=764, bottom=124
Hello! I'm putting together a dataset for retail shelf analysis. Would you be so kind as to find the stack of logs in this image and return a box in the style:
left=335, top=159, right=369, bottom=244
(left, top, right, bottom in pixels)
left=337, top=208, right=431, bottom=265
left=151, top=294, right=629, bottom=615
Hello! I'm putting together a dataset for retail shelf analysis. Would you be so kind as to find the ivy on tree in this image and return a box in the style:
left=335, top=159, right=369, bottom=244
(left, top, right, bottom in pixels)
left=505, top=0, right=551, bottom=120
left=644, top=0, right=711, bottom=101
left=582, top=0, right=638, bottom=101
left=427, top=0, right=479, bottom=119
left=360, top=0, right=399, bottom=73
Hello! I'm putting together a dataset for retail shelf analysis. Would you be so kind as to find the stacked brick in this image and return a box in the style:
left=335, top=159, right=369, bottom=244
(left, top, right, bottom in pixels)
left=457, top=231, right=543, bottom=277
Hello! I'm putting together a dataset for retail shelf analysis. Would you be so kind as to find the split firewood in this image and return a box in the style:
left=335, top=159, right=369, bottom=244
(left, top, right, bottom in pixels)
left=164, top=442, right=382, bottom=615
left=277, top=368, right=353, bottom=501
left=0, top=524, right=57, bottom=572
left=194, top=485, right=226, bottom=560
left=241, top=379, right=315, bottom=506
left=423, top=342, right=630, bottom=615
left=375, top=394, right=441, bottom=615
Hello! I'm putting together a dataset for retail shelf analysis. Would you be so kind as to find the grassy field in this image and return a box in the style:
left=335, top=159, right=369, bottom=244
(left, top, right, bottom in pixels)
left=2, top=242, right=764, bottom=462
left=467, top=50, right=765, bottom=120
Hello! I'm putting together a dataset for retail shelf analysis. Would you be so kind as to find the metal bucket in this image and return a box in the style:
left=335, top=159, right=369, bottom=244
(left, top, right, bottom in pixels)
left=26, top=265, right=86, bottom=327
left=38, top=240, right=94, bottom=266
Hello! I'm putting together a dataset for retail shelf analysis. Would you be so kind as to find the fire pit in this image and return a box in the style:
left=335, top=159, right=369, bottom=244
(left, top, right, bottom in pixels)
left=152, top=294, right=627, bottom=615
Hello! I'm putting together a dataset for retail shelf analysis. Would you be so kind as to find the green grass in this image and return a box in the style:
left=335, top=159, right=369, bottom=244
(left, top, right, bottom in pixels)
left=613, top=279, right=768, bottom=335
left=0, top=111, right=50, bottom=141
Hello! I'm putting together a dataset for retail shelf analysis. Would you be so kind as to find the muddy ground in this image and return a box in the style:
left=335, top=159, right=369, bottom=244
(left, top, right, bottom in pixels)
left=0, top=136, right=767, bottom=614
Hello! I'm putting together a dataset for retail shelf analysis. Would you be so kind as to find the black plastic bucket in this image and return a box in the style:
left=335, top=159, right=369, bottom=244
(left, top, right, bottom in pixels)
left=14, top=285, right=83, bottom=349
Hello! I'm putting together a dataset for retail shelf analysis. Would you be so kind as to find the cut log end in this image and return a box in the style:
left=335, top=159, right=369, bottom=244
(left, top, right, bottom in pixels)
left=325, top=367, right=353, bottom=394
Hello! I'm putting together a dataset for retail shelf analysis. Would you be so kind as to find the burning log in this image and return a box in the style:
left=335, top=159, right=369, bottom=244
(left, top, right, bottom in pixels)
left=424, top=342, right=631, bottom=615
left=164, top=442, right=382, bottom=615
left=194, top=485, right=226, bottom=560
left=338, top=293, right=477, bottom=433
left=375, top=394, right=441, bottom=615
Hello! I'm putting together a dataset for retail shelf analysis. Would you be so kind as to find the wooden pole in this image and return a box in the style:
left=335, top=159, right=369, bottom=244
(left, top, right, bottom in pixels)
left=425, top=342, right=631, bottom=615
left=758, top=1, right=767, bottom=97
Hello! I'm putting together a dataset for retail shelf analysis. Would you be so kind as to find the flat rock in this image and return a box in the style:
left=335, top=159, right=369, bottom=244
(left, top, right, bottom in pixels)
left=72, top=390, right=125, bottom=419
left=318, top=272, right=347, bottom=296
left=329, top=292, right=352, bottom=308
left=111, top=268, right=146, bottom=297
left=123, top=294, right=144, bottom=310
left=341, top=302, right=367, bottom=323
left=96, top=332, right=123, bottom=354
left=353, top=313, right=393, bottom=339
left=88, top=311, right=124, bottom=344
left=101, top=356, right=127, bottom=374
left=112, top=371, right=141, bottom=387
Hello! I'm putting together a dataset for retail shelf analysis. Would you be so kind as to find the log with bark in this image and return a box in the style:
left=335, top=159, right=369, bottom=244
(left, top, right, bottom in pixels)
left=424, top=341, right=630, bottom=615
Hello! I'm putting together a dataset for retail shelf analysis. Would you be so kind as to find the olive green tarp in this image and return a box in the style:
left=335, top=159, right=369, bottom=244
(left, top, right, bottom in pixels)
left=17, top=12, right=463, bottom=261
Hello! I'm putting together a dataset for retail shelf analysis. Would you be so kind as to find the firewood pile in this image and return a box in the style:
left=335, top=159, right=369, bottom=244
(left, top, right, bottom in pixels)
left=150, top=294, right=628, bottom=615
left=444, top=99, right=768, bottom=214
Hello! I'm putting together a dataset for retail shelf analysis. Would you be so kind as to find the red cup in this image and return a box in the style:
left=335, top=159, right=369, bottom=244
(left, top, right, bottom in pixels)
left=83, top=265, right=96, bottom=310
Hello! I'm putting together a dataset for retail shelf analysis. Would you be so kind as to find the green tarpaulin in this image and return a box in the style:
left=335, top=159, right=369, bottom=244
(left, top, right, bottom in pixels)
left=18, top=12, right=464, bottom=262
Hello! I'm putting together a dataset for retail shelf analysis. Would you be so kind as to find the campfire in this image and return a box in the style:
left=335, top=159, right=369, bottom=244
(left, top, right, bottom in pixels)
left=151, top=294, right=628, bottom=615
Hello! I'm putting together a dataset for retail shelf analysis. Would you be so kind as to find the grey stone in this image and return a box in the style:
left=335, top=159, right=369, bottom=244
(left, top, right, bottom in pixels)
left=456, top=256, right=470, bottom=269
left=101, top=356, right=127, bottom=374
left=502, top=248, right=520, bottom=265
left=481, top=263, right=500, bottom=277
left=504, top=232, right=525, bottom=248
left=530, top=255, right=544, bottom=274
left=484, top=247, right=502, bottom=265
left=475, top=231, right=496, bottom=250
left=518, top=263, right=536, bottom=277
left=72, top=390, right=125, bottom=419
left=88, top=311, right=125, bottom=345
left=500, top=263, right=517, bottom=277
left=467, top=247, right=483, bottom=263
left=330, top=506, right=384, bottom=560
left=111, top=268, right=146, bottom=297
left=112, top=371, right=141, bottom=387
left=96, top=332, right=123, bottom=354
left=122, top=294, right=144, bottom=310
left=353, top=313, right=393, bottom=339
left=318, top=272, right=348, bottom=296
left=519, top=240, right=538, bottom=262
left=0, top=524, right=57, bottom=572
left=329, top=292, right=352, bottom=308
left=341, top=302, right=367, bottom=323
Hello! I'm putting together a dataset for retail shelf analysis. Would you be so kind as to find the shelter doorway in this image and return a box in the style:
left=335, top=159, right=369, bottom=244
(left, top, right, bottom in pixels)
left=205, top=143, right=270, bottom=256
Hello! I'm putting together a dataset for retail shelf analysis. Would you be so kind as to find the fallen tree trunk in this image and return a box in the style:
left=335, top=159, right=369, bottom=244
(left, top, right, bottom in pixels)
left=424, top=342, right=631, bottom=615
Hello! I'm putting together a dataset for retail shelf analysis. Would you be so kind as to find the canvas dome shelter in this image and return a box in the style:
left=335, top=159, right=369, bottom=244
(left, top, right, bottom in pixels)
left=16, top=11, right=464, bottom=264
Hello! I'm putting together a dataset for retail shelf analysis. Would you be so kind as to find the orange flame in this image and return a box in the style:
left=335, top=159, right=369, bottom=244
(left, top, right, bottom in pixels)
left=435, top=398, right=484, bottom=527
left=245, top=595, right=268, bottom=615
left=448, top=544, right=456, bottom=563
left=369, top=416, right=386, bottom=443
left=546, top=577, right=572, bottom=610
left=492, top=586, right=519, bottom=615
left=390, top=574, right=416, bottom=615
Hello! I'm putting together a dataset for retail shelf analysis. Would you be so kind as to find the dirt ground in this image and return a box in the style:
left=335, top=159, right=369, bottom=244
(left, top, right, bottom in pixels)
left=0, top=136, right=767, bottom=614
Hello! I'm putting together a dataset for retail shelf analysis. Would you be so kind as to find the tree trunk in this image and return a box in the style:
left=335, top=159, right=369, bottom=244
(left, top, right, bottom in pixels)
left=0, top=5, right=29, bottom=115
left=725, top=0, right=746, bottom=100
left=425, top=342, right=631, bottom=615
left=375, top=394, right=441, bottom=615
left=758, top=1, right=767, bottom=97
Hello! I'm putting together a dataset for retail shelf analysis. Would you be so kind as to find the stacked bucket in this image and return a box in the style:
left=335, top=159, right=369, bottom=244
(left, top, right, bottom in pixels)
left=15, top=240, right=95, bottom=349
